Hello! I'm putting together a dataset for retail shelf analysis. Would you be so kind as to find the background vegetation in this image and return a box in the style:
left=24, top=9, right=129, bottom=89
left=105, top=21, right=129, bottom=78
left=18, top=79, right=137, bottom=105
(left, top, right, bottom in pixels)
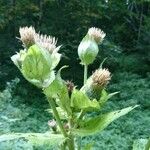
left=0, top=0, right=149, bottom=149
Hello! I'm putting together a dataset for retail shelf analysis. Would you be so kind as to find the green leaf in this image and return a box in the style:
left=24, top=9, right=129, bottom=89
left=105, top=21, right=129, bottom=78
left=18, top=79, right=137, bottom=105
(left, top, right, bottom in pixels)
left=83, top=143, right=94, bottom=150
left=47, top=107, right=68, bottom=120
left=51, top=51, right=61, bottom=70
left=0, top=132, right=63, bottom=147
left=99, top=90, right=119, bottom=107
left=132, top=139, right=149, bottom=150
left=99, top=58, right=107, bottom=68
left=145, top=138, right=150, bottom=150
left=71, top=89, right=100, bottom=111
left=44, top=66, right=72, bottom=115
left=11, top=50, right=26, bottom=69
left=72, top=105, right=138, bottom=136
left=21, top=45, right=55, bottom=88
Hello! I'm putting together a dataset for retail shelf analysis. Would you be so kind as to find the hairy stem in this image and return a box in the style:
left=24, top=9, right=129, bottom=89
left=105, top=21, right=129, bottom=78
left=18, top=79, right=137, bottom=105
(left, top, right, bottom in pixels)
left=48, top=98, right=68, bottom=137
left=145, top=138, right=150, bottom=150
left=68, top=119, right=75, bottom=150
left=48, top=98, right=74, bottom=150
left=78, top=110, right=85, bottom=120
left=84, top=65, right=88, bottom=84
left=74, top=110, right=85, bottom=150
left=77, top=137, right=82, bottom=150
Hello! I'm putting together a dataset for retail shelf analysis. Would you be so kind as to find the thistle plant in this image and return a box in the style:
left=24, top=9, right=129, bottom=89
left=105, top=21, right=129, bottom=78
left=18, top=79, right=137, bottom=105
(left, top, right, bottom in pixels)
left=10, top=26, right=138, bottom=150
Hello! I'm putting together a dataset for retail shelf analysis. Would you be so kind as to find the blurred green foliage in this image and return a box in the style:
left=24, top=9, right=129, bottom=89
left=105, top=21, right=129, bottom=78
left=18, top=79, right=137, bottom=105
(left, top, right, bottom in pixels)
left=0, top=0, right=150, bottom=149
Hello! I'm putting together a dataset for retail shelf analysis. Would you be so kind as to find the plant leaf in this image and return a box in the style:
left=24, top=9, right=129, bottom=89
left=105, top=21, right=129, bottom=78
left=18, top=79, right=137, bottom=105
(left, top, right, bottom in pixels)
left=132, top=139, right=149, bottom=150
left=47, top=107, right=68, bottom=120
left=99, top=89, right=119, bottom=107
left=145, top=138, right=150, bottom=150
left=21, top=45, right=55, bottom=88
left=0, top=132, right=63, bottom=147
left=83, top=143, right=94, bottom=150
left=44, top=66, right=72, bottom=115
left=51, top=52, right=61, bottom=70
left=72, top=105, right=138, bottom=136
left=71, top=89, right=100, bottom=112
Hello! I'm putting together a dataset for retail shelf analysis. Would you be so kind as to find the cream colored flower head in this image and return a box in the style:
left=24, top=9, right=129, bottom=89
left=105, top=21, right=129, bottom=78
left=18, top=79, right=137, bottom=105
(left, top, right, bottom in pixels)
left=19, top=26, right=36, bottom=48
left=35, top=33, right=60, bottom=53
left=88, top=27, right=106, bottom=44
left=92, top=68, right=111, bottom=87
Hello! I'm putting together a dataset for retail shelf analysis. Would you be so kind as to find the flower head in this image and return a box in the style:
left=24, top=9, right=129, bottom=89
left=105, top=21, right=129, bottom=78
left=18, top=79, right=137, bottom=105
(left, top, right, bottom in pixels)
left=88, top=27, right=106, bottom=44
left=19, top=26, right=36, bottom=48
left=92, top=68, right=111, bottom=88
left=35, top=33, right=59, bottom=53
left=12, top=26, right=61, bottom=88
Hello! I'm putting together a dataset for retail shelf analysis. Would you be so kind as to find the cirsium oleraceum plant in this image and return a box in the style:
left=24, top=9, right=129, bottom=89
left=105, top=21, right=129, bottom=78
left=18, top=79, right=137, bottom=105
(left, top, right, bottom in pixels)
left=9, top=26, right=138, bottom=150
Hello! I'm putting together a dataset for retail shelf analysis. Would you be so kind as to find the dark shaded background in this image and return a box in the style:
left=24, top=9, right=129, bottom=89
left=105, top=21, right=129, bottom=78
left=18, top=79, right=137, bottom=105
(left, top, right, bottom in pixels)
left=0, top=0, right=150, bottom=88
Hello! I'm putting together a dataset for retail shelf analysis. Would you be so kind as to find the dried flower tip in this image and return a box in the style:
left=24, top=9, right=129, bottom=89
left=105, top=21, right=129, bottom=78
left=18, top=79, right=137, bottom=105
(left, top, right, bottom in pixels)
left=92, top=68, right=111, bottom=87
left=35, top=33, right=58, bottom=53
left=65, top=80, right=74, bottom=93
left=19, top=26, right=36, bottom=48
left=88, top=27, right=106, bottom=44
left=48, top=119, right=56, bottom=127
left=64, top=123, right=69, bottom=130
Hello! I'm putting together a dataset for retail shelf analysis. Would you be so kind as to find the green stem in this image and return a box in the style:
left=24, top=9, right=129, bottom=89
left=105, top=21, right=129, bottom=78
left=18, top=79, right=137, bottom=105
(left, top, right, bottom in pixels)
left=68, top=119, right=75, bottom=150
left=75, top=110, right=85, bottom=150
left=145, top=138, right=150, bottom=150
left=74, top=110, right=85, bottom=129
left=60, top=143, right=66, bottom=150
left=77, top=137, right=82, bottom=150
left=48, top=98, right=68, bottom=137
left=84, top=65, right=88, bottom=84
left=48, top=98, right=74, bottom=150
left=78, top=110, right=85, bottom=120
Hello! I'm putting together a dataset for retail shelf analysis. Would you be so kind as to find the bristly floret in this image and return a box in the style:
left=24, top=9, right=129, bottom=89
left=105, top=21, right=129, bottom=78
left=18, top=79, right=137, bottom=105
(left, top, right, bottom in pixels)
left=65, top=80, right=75, bottom=93
left=92, top=68, right=111, bottom=88
left=88, top=27, right=106, bottom=44
left=48, top=119, right=56, bottom=127
left=19, top=26, right=36, bottom=48
left=35, top=33, right=60, bottom=53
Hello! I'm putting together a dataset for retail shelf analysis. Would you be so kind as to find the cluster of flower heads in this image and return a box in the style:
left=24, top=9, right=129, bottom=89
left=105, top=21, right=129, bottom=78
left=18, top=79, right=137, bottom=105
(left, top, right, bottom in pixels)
left=87, top=28, right=110, bottom=88
left=78, top=27, right=111, bottom=89
left=19, top=26, right=59, bottom=53
left=18, top=26, right=110, bottom=89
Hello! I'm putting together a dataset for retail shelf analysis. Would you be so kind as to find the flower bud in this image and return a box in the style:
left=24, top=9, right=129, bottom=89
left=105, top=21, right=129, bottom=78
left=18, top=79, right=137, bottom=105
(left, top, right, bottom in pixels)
left=82, top=68, right=111, bottom=100
left=78, top=35, right=99, bottom=65
left=48, top=119, right=57, bottom=132
left=65, top=80, right=74, bottom=92
left=65, top=80, right=75, bottom=97
left=88, top=27, right=106, bottom=44
left=92, top=68, right=111, bottom=88
left=19, top=26, right=36, bottom=48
